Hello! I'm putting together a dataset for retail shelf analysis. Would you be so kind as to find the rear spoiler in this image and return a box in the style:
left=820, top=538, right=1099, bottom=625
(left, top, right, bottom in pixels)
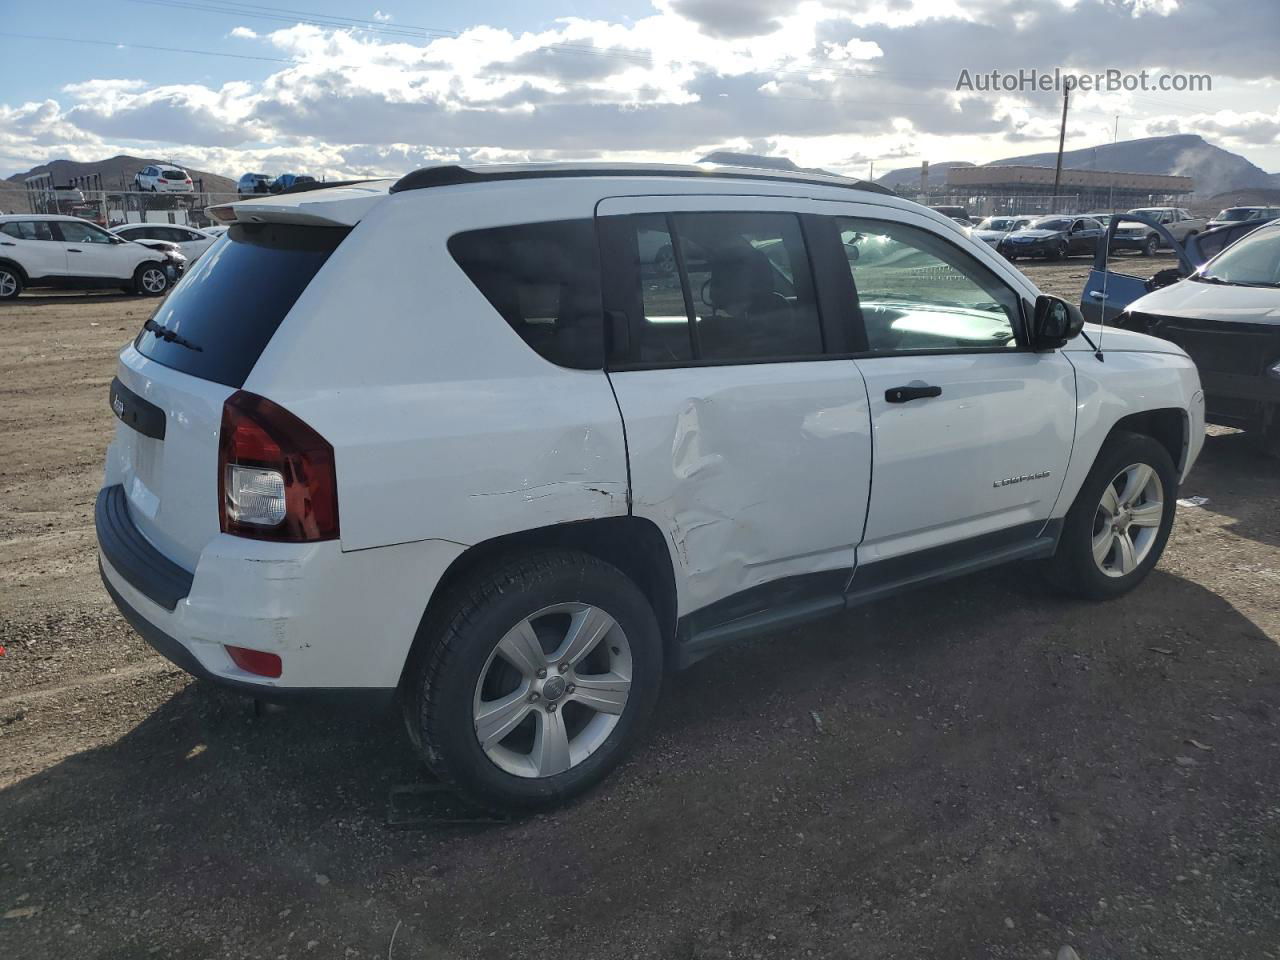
left=206, top=180, right=393, bottom=228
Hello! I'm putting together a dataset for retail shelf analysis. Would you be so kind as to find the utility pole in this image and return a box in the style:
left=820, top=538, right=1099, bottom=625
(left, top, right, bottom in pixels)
left=1051, top=85, right=1070, bottom=213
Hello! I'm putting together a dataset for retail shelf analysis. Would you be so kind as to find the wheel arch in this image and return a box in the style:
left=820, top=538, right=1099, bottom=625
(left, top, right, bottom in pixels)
left=398, top=515, right=679, bottom=692
left=1108, top=407, right=1189, bottom=476
left=0, top=258, right=30, bottom=283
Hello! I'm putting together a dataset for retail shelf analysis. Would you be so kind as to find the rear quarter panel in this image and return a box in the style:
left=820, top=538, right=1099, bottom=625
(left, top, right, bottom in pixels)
left=244, top=183, right=630, bottom=552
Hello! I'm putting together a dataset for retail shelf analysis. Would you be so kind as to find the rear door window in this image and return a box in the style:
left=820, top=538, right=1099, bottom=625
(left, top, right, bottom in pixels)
left=602, top=211, right=825, bottom=365
left=448, top=219, right=604, bottom=369
left=135, top=222, right=348, bottom=387
left=2, top=221, right=55, bottom=241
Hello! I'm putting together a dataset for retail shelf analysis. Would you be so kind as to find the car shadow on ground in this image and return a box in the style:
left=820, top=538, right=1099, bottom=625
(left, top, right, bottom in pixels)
left=6, top=292, right=147, bottom=307
left=1181, top=428, right=1280, bottom=549
left=4, top=565, right=1279, bottom=959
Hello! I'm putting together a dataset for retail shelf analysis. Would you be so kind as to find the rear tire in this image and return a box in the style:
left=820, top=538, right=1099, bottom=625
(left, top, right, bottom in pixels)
left=403, top=549, right=663, bottom=811
left=1045, top=431, right=1177, bottom=601
left=134, top=262, right=169, bottom=296
left=0, top=265, right=22, bottom=300
left=1253, top=408, right=1280, bottom=459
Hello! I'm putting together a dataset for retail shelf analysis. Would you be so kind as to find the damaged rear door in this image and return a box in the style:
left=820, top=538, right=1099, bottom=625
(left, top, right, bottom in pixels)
left=597, top=195, right=873, bottom=631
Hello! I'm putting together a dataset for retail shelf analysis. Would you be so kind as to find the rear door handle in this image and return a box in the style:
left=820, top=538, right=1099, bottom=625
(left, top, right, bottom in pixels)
left=0, top=241, right=13, bottom=246
left=67, top=248, right=82, bottom=253
left=885, top=383, right=942, bottom=403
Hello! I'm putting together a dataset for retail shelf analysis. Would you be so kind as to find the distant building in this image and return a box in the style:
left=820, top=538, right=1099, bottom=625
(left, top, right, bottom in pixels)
left=940, top=164, right=1193, bottom=211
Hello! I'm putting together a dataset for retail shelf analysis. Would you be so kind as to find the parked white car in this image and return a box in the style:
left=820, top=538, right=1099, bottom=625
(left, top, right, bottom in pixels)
left=0, top=214, right=179, bottom=298
left=971, top=215, right=1035, bottom=247
left=134, top=165, right=194, bottom=193
left=111, top=222, right=218, bottom=262
left=96, top=164, right=1205, bottom=810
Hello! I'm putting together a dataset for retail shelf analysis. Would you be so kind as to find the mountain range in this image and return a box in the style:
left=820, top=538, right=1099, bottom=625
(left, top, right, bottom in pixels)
left=3, top=155, right=238, bottom=197
left=874, top=134, right=1279, bottom=199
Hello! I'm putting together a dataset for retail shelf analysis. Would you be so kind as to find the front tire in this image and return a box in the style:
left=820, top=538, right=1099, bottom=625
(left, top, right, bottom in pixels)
left=0, top=265, right=22, bottom=299
left=1141, top=235, right=1158, bottom=257
left=134, top=262, right=169, bottom=296
left=404, top=550, right=663, bottom=811
left=1046, top=431, right=1177, bottom=600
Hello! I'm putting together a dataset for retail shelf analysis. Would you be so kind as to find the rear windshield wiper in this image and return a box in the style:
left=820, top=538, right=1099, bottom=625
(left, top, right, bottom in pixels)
left=143, top=317, right=203, bottom=352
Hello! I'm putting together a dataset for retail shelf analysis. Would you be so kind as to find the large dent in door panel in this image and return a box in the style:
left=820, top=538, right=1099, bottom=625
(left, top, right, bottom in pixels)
left=614, top=367, right=872, bottom=617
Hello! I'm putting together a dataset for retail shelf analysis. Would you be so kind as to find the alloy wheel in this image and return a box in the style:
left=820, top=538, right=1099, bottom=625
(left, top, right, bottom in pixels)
left=0, top=271, right=17, bottom=298
left=473, top=602, right=632, bottom=779
left=1091, top=462, right=1164, bottom=577
left=141, top=268, right=167, bottom=294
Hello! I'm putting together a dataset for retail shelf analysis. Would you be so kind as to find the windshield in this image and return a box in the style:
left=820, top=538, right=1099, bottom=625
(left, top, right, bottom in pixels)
left=1196, top=224, right=1280, bottom=286
left=1215, top=208, right=1254, bottom=221
left=1029, top=218, right=1070, bottom=231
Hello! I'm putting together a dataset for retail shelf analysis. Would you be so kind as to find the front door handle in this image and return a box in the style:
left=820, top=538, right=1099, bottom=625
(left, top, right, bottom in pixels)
left=885, top=383, right=942, bottom=403
left=1088, top=290, right=1108, bottom=301
left=67, top=248, right=82, bottom=253
left=0, top=241, right=13, bottom=247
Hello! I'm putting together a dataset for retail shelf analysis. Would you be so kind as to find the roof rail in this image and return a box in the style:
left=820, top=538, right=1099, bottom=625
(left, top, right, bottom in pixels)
left=388, top=162, right=893, bottom=196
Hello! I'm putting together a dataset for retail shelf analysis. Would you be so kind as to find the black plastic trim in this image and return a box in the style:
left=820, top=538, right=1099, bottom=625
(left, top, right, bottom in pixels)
left=109, top=376, right=166, bottom=440
left=391, top=164, right=893, bottom=196
left=673, top=519, right=1063, bottom=669
left=845, top=519, right=1062, bottom=605
left=100, top=565, right=395, bottom=708
left=95, top=485, right=193, bottom=611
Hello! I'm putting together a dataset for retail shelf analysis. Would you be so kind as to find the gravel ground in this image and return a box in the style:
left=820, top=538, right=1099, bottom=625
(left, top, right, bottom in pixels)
left=2, top=256, right=1278, bottom=960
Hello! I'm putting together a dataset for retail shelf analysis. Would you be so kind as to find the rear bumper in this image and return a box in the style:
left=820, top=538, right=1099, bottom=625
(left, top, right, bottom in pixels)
left=99, top=562, right=391, bottom=707
left=95, top=483, right=466, bottom=703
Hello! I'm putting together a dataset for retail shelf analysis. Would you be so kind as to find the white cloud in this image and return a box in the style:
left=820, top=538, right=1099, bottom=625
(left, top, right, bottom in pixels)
left=372, top=10, right=392, bottom=22
left=2, top=0, right=1277, bottom=182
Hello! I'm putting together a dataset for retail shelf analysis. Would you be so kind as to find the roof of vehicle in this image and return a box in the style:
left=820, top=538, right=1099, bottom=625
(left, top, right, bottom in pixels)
left=0, top=213, right=99, bottom=222
left=216, top=161, right=957, bottom=231
left=388, top=161, right=893, bottom=196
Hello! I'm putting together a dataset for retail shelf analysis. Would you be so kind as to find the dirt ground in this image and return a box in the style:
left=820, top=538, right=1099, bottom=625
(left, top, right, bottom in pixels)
left=3, top=255, right=1279, bottom=960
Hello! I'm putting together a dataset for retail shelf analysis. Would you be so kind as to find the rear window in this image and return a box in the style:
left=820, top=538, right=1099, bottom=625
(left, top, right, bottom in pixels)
left=448, top=219, right=604, bottom=369
left=135, top=222, right=348, bottom=387
left=162, top=169, right=186, bottom=179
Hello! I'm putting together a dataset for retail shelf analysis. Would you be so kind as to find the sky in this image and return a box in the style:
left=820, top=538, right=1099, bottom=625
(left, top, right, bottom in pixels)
left=1, top=0, right=1278, bottom=182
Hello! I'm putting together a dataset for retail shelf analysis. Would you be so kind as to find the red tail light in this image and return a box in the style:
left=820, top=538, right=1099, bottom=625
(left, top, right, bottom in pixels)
left=218, top=391, right=339, bottom=542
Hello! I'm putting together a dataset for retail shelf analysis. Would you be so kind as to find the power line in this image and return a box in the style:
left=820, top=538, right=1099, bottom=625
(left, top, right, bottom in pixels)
left=0, top=29, right=295, bottom=62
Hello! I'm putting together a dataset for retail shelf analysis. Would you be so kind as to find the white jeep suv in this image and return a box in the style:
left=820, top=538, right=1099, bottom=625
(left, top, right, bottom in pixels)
left=0, top=214, right=178, bottom=299
left=96, top=164, right=1206, bottom=810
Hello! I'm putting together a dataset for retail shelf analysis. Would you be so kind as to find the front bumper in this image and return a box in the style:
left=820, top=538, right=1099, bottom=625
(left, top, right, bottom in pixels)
left=1110, top=234, right=1154, bottom=250
left=999, top=239, right=1058, bottom=256
left=95, top=484, right=464, bottom=704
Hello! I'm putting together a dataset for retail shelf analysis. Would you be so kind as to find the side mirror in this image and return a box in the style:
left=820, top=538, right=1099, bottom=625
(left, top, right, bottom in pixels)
left=1147, top=267, right=1183, bottom=290
left=1030, top=294, right=1085, bottom=350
